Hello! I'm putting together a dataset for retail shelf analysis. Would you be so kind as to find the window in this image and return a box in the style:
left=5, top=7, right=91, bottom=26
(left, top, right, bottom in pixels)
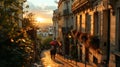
left=79, top=15, right=82, bottom=31
left=85, top=13, right=91, bottom=34
left=76, top=15, right=78, bottom=29
left=94, top=12, right=99, bottom=35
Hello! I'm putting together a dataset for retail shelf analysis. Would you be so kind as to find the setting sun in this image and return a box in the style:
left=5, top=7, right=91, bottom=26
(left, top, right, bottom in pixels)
left=35, top=17, right=44, bottom=23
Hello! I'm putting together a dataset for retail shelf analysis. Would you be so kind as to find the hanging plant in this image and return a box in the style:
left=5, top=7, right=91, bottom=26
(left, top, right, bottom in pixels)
left=80, top=33, right=88, bottom=43
left=76, top=31, right=82, bottom=39
left=88, top=35, right=100, bottom=49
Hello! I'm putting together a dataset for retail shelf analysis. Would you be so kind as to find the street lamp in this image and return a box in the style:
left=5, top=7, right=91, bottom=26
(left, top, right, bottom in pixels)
left=68, top=34, right=72, bottom=58
left=68, top=34, right=72, bottom=39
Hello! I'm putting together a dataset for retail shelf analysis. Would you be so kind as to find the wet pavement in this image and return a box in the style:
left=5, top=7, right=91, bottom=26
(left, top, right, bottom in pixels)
left=41, top=50, right=62, bottom=67
left=39, top=50, right=93, bottom=67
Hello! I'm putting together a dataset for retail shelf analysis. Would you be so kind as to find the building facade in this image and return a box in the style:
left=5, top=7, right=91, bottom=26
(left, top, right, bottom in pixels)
left=54, top=0, right=120, bottom=67
left=109, top=0, right=120, bottom=67
left=52, top=9, right=59, bottom=40
left=72, top=0, right=117, bottom=67
left=57, top=0, right=74, bottom=55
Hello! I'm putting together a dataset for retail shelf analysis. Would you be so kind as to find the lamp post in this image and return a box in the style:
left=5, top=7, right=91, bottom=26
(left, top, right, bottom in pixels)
left=68, top=34, right=72, bottom=58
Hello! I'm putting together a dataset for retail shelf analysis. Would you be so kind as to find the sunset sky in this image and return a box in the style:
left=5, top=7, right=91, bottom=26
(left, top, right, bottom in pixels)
left=25, top=0, right=58, bottom=24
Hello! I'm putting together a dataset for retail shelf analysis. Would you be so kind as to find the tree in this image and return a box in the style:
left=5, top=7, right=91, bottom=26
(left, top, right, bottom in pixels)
left=0, top=0, right=35, bottom=67
left=42, top=36, right=53, bottom=49
left=23, top=12, right=43, bottom=62
left=0, top=0, right=27, bottom=43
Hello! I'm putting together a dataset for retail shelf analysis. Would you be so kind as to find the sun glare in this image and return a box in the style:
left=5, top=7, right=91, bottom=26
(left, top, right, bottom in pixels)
left=36, top=17, right=44, bottom=23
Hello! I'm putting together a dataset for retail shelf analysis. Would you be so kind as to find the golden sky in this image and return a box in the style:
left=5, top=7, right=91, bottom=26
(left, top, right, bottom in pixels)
left=25, top=0, right=58, bottom=24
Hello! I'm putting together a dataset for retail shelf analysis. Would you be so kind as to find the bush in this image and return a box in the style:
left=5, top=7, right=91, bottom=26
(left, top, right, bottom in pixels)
left=41, top=37, right=53, bottom=50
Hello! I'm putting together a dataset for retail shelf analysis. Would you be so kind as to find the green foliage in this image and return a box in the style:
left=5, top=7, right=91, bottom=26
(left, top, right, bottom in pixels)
left=41, top=37, right=53, bottom=49
left=80, top=33, right=88, bottom=43
left=0, top=30, right=34, bottom=67
left=23, top=13, right=39, bottom=30
left=37, top=34, right=42, bottom=40
left=23, top=18, right=31, bottom=29
left=0, top=0, right=21, bottom=43
left=0, top=0, right=35, bottom=67
left=0, top=42, right=25, bottom=67
left=89, top=35, right=100, bottom=49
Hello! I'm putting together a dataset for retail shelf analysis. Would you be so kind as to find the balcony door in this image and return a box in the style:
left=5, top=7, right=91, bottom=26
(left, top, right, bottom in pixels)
left=93, top=12, right=99, bottom=35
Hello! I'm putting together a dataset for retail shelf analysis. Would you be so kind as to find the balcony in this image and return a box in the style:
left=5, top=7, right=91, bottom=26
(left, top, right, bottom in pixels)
left=87, top=35, right=100, bottom=50
left=72, top=0, right=96, bottom=13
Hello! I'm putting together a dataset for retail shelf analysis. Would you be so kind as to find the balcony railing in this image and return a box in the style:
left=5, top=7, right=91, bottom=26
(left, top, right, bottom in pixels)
left=72, top=0, right=96, bottom=12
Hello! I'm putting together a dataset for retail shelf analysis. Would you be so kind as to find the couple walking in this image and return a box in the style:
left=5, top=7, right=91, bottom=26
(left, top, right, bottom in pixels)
left=49, top=39, right=62, bottom=59
left=50, top=46, right=57, bottom=59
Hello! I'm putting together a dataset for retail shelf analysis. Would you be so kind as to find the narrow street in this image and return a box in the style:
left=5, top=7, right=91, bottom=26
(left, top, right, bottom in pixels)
left=40, top=50, right=93, bottom=67
left=1, top=0, right=120, bottom=67
left=40, top=50, right=62, bottom=67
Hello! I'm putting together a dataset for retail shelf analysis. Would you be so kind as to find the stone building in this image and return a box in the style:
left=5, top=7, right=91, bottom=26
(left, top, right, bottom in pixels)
left=52, top=9, right=59, bottom=40
left=72, top=0, right=116, bottom=67
left=55, top=0, right=120, bottom=67
left=57, top=0, right=74, bottom=55
left=109, top=0, right=120, bottom=67
left=0, top=0, right=26, bottom=28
